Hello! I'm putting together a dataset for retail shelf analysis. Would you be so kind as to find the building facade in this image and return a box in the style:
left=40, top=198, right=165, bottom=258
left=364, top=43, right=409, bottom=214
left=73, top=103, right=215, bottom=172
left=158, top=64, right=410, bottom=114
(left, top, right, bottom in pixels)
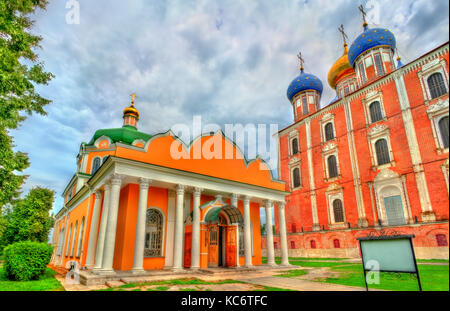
left=268, top=19, right=449, bottom=259
left=50, top=100, right=290, bottom=276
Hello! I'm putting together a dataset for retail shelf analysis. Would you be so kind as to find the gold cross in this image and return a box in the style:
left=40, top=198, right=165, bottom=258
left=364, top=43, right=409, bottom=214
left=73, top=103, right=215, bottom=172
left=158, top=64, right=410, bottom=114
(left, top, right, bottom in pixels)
left=358, top=4, right=368, bottom=25
left=297, top=52, right=304, bottom=71
left=130, top=93, right=137, bottom=105
left=338, top=24, right=348, bottom=45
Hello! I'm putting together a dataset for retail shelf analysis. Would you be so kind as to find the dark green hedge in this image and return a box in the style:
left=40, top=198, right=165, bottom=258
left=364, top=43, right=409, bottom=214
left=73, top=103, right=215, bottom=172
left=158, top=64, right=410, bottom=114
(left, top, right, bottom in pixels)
left=3, top=241, right=53, bottom=281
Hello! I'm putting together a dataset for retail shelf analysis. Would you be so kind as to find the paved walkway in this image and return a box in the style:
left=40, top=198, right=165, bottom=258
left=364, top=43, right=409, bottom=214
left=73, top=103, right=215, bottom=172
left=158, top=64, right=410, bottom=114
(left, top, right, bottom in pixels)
left=238, top=276, right=365, bottom=291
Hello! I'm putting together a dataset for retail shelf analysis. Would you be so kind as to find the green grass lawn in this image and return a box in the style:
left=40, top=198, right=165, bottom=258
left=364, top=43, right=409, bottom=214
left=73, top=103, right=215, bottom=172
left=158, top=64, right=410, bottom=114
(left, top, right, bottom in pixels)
left=0, top=267, right=64, bottom=291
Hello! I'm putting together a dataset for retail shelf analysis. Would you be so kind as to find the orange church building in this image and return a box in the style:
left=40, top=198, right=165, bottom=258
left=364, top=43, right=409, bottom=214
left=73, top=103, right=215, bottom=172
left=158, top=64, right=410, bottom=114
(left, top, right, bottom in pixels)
left=267, top=17, right=449, bottom=259
left=50, top=97, right=290, bottom=282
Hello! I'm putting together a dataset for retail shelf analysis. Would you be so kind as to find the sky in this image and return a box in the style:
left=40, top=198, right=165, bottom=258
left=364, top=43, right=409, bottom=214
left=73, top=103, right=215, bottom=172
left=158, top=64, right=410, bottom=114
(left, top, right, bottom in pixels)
left=10, top=0, right=450, bottom=217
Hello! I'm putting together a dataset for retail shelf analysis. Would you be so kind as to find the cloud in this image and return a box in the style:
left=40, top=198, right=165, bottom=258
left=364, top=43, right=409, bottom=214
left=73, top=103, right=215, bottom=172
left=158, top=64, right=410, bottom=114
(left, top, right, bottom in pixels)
left=11, top=0, right=449, bottom=214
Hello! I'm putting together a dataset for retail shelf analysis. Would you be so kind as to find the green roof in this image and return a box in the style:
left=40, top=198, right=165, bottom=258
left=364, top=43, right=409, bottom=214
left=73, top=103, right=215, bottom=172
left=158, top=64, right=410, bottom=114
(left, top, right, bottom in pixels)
left=88, top=126, right=152, bottom=146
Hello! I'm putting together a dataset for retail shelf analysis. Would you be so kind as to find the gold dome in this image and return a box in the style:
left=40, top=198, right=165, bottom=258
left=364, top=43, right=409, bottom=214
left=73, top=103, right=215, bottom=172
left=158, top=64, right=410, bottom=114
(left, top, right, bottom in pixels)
left=327, top=44, right=355, bottom=90
left=123, top=104, right=139, bottom=119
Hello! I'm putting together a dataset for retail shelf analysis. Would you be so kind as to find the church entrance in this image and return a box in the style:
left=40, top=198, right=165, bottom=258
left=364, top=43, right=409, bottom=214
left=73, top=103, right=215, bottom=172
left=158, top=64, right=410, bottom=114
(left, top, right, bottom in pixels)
left=205, top=209, right=240, bottom=268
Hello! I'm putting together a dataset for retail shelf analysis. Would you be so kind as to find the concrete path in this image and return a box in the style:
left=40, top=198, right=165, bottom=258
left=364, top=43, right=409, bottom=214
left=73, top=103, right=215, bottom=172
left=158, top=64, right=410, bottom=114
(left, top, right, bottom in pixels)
left=238, top=276, right=365, bottom=291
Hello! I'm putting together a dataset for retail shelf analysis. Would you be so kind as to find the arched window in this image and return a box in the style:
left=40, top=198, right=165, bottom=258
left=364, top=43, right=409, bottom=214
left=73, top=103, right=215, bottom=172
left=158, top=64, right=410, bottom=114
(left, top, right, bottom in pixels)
left=333, top=199, right=344, bottom=223
left=439, top=116, right=449, bottom=149
left=375, top=139, right=390, bottom=165
left=325, top=123, right=335, bottom=141
left=292, top=167, right=301, bottom=188
left=57, top=228, right=64, bottom=255
left=291, top=223, right=297, bottom=233
left=333, top=239, right=340, bottom=248
left=290, top=241, right=295, bottom=249
left=66, top=224, right=72, bottom=256
left=91, top=157, right=101, bottom=174
left=302, top=97, right=309, bottom=115
left=70, top=221, right=78, bottom=257
left=436, top=234, right=448, bottom=247
left=327, top=155, right=338, bottom=178
left=427, top=72, right=447, bottom=99
left=369, top=101, right=383, bottom=123
left=144, top=209, right=163, bottom=257
left=76, top=217, right=85, bottom=258
left=291, top=138, right=299, bottom=155
left=310, top=240, right=316, bottom=249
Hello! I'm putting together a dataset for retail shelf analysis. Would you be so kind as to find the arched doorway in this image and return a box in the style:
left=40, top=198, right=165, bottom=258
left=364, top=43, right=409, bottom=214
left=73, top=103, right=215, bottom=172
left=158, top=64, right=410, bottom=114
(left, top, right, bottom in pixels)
left=204, top=205, right=243, bottom=268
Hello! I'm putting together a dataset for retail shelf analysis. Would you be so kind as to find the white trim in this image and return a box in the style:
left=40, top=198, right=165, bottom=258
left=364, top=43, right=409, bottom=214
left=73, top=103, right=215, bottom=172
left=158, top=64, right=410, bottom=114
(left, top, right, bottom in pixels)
left=144, top=206, right=166, bottom=258
left=417, top=59, right=449, bottom=101
left=427, top=99, right=449, bottom=154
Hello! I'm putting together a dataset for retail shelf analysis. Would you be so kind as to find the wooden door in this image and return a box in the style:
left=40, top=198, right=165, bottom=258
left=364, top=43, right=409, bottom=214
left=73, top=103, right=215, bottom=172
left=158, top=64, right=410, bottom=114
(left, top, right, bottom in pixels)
left=184, top=232, right=192, bottom=268
left=226, top=226, right=237, bottom=267
left=208, top=225, right=219, bottom=267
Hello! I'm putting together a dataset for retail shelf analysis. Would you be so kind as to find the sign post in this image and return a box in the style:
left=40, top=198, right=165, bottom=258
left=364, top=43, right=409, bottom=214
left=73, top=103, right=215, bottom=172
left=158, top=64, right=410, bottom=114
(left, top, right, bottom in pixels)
left=357, top=234, right=422, bottom=291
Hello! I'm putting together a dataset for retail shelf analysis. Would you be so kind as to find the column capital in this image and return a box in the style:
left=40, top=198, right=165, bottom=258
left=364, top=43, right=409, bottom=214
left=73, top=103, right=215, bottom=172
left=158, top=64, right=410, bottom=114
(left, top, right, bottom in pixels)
left=264, top=200, right=273, bottom=207
left=176, top=184, right=185, bottom=194
left=94, top=190, right=102, bottom=199
left=278, top=201, right=286, bottom=209
left=215, top=194, right=223, bottom=201
left=193, top=187, right=203, bottom=197
left=243, top=195, right=250, bottom=204
left=139, top=178, right=151, bottom=188
left=231, top=193, right=240, bottom=200
left=110, top=174, right=123, bottom=186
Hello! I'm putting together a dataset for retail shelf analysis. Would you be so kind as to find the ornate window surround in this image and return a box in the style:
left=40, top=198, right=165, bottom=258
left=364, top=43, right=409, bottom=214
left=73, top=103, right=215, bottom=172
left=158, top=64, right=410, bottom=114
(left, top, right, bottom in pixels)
left=417, top=58, right=449, bottom=102
left=325, top=183, right=347, bottom=229
left=320, top=112, right=336, bottom=144
left=367, top=124, right=395, bottom=170
left=426, top=99, right=449, bottom=154
left=322, top=143, right=341, bottom=182
left=288, top=129, right=300, bottom=156
left=288, top=157, right=302, bottom=191
left=362, top=90, right=387, bottom=125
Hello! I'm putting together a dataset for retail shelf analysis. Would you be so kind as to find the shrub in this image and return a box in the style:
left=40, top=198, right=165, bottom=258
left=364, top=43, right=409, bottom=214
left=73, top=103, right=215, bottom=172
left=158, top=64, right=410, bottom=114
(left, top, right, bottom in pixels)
left=3, top=241, right=53, bottom=281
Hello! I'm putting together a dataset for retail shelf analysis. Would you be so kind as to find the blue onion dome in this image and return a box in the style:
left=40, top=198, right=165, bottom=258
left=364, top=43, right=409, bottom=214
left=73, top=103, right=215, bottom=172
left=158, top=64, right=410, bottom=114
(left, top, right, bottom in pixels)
left=348, top=27, right=396, bottom=67
left=287, top=69, right=324, bottom=101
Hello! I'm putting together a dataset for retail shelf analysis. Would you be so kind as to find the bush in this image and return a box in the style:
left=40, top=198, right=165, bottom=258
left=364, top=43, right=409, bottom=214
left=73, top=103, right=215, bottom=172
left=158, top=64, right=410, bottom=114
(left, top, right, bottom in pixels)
left=3, top=241, right=53, bottom=281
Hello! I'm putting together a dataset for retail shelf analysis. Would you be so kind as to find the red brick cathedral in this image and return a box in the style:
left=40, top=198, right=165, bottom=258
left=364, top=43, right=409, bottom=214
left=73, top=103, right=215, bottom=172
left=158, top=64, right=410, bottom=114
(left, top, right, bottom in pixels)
left=271, top=17, right=449, bottom=259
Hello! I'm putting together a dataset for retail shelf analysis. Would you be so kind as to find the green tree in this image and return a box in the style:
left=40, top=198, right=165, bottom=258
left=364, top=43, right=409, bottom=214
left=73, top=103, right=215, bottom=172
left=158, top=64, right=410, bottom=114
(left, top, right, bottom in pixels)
left=0, top=0, right=54, bottom=210
left=0, top=187, right=55, bottom=250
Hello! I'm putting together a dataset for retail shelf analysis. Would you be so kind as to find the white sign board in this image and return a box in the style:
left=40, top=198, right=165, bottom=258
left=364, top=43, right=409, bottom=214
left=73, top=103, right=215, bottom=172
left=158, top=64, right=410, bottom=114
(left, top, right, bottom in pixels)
left=359, top=238, right=416, bottom=273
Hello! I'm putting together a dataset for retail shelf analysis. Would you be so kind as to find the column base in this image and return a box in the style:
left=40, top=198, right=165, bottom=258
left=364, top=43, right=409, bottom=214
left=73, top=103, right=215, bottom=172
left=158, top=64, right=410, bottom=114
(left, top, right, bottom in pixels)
left=421, top=211, right=436, bottom=222
left=244, top=264, right=253, bottom=268
left=172, top=267, right=185, bottom=273
left=266, top=262, right=277, bottom=267
left=131, top=268, right=145, bottom=274
left=190, top=266, right=200, bottom=271
left=312, top=224, right=321, bottom=231
left=280, top=262, right=291, bottom=267
left=93, top=268, right=116, bottom=276
left=358, top=218, right=369, bottom=228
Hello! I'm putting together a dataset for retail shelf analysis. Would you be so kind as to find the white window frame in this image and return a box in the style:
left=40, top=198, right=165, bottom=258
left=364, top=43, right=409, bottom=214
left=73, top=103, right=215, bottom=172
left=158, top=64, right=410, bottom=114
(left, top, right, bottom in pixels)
left=367, top=124, right=395, bottom=170
left=418, top=59, right=449, bottom=102
left=76, top=217, right=85, bottom=258
left=288, top=130, right=300, bottom=156
left=325, top=183, right=346, bottom=228
left=362, top=91, right=387, bottom=125
left=289, top=157, right=302, bottom=191
left=426, top=99, right=449, bottom=154
left=320, top=113, right=336, bottom=144
left=322, top=143, right=340, bottom=181
left=144, top=207, right=166, bottom=258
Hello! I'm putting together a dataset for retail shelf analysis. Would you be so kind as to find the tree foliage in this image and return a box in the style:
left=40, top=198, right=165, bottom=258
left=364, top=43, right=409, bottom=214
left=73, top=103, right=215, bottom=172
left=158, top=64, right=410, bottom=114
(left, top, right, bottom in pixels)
left=0, top=187, right=55, bottom=251
left=0, top=0, right=54, bottom=209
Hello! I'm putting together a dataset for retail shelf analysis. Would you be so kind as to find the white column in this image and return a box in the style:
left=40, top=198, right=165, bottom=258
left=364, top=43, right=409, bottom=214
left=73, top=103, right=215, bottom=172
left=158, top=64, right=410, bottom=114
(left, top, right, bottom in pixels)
left=265, top=200, right=276, bottom=266
left=101, top=175, right=122, bottom=274
left=85, top=190, right=102, bottom=268
left=58, top=211, right=69, bottom=266
left=190, top=187, right=202, bottom=269
left=93, top=183, right=111, bottom=271
left=172, top=184, right=185, bottom=271
left=278, top=202, right=290, bottom=266
left=231, top=194, right=240, bottom=267
left=164, top=190, right=176, bottom=268
left=132, top=178, right=151, bottom=273
left=243, top=196, right=253, bottom=267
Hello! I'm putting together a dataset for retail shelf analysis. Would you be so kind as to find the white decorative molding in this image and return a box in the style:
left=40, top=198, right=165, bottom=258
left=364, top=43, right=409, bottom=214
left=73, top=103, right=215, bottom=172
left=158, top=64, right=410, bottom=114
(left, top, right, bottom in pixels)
left=368, top=124, right=388, bottom=136
left=427, top=99, right=449, bottom=114
left=421, top=58, right=440, bottom=72
left=326, top=183, right=342, bottom=192
left=289, top=156, right=301, bottom=165
left=322, top=142, right=337, bottom=153
left=374, top=168, right=399, bottom=182
left=321, top=112, right=333, bottom=121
